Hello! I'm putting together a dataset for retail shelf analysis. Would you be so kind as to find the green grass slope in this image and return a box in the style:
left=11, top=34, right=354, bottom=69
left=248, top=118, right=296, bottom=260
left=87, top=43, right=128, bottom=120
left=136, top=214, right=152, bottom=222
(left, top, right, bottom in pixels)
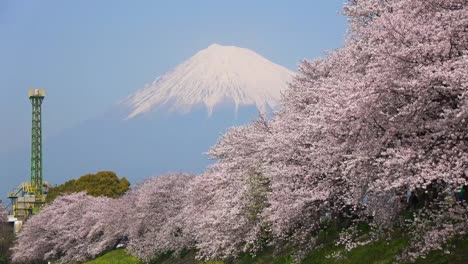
left=84, top=249, right=140, bottom=264
left=86, top=236, right=468, bottom=264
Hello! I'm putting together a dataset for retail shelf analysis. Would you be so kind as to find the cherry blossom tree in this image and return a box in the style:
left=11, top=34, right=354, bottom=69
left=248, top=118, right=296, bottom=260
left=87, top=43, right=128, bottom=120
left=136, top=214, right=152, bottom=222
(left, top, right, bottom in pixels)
left=343, top=0, right=468, bottom=193
left=12, top=193, right=127, bottom=263
left=185, top=118, right=274, bottom=260
left=341, top=0, right=468, bottom=243
left=125, top=173, right=195, bottom=262
left=256, top=0, right=468, bottom=258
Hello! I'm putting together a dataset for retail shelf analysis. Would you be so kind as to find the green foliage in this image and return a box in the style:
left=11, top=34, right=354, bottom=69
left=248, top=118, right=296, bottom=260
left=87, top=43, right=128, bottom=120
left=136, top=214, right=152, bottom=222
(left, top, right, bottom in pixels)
left=46, top=171, right=130, bottom=203
left=84, top=249, right=140, bottom=264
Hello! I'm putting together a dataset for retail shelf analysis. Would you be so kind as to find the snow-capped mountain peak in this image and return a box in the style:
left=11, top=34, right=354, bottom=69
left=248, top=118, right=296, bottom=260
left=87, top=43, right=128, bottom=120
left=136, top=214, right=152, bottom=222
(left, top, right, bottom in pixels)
left=124, top=44, right=295, bottom=119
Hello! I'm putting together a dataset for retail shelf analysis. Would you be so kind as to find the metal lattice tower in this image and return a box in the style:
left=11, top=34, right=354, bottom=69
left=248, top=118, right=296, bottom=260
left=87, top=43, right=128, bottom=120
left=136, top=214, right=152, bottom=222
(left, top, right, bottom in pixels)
left=29, top=89, right=46, bottom=195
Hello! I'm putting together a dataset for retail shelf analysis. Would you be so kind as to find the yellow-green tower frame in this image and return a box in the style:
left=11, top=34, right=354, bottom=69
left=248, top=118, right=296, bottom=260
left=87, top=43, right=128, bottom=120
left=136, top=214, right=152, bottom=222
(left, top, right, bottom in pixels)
left=29, top=88, right=46, bottom=195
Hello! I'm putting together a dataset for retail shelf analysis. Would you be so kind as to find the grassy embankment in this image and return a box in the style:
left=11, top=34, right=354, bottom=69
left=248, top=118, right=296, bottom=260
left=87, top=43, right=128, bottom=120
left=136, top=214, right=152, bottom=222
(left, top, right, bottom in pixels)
left=84, top=249, right=140, bottom=264
left=86, top=233, right=468, bottom=264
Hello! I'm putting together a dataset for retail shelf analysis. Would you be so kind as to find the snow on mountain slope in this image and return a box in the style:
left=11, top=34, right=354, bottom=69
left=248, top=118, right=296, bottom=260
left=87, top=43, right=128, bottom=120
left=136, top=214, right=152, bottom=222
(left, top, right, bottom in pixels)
left=123, top=44, right=295, bottom=119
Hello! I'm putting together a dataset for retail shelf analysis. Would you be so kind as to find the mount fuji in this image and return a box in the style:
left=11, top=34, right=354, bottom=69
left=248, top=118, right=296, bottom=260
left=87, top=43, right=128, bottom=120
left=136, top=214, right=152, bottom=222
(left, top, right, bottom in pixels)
left=123, top=44, right=294, bottom=118
left=2, top=44, right=295, bottom=195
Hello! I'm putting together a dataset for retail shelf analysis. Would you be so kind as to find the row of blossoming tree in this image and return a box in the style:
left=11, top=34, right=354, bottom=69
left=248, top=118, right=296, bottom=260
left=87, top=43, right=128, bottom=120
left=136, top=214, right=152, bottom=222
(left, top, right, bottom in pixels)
left=11, top=0, right=468, bottom=263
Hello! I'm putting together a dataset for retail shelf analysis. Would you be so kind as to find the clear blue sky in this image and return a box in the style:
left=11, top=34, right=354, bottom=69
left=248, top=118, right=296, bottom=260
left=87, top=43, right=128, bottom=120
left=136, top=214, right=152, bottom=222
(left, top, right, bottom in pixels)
left=0, top=0, right=347, bottom=154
